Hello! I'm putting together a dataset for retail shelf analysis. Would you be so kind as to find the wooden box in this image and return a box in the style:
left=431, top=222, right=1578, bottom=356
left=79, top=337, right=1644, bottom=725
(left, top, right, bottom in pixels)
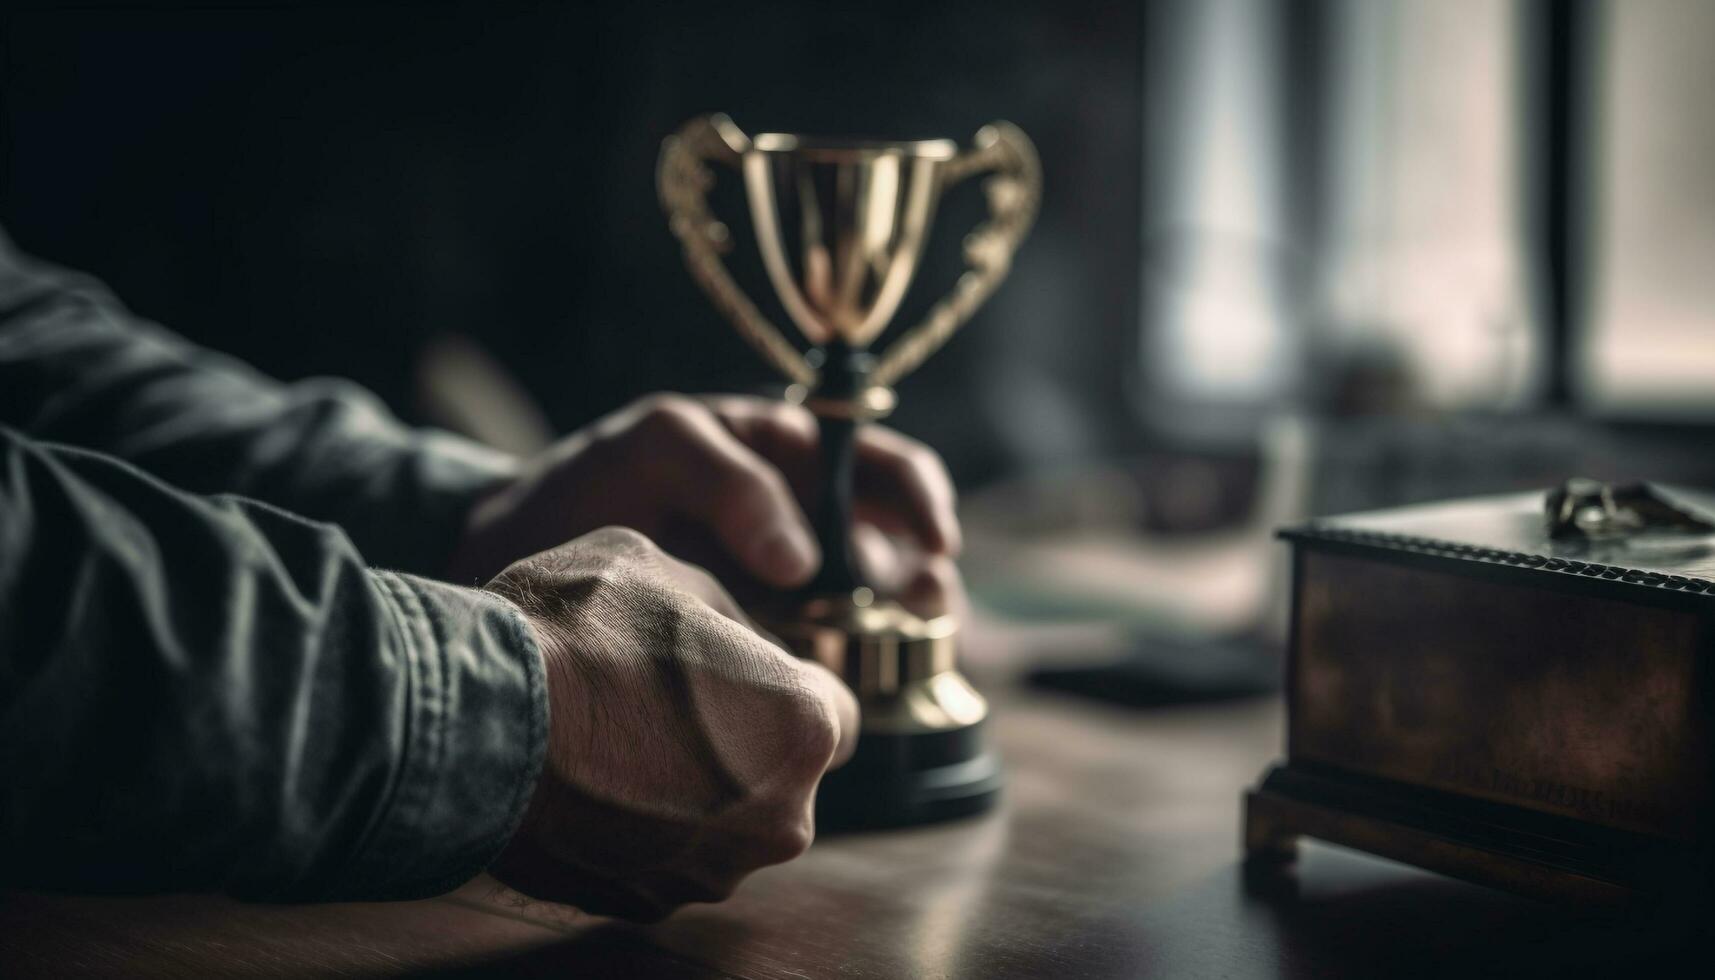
left=1244, top=490, right=1715, bottom=905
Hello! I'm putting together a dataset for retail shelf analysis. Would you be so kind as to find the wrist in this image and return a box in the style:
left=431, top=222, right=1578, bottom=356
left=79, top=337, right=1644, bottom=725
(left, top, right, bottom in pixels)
left=325, top=573, right=548, bottom=900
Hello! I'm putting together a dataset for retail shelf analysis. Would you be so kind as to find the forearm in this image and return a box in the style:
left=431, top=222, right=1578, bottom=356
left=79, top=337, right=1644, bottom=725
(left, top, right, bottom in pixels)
left=0, top=428, right=545, bottom=900
left=0, top=229, right=518, bottom=576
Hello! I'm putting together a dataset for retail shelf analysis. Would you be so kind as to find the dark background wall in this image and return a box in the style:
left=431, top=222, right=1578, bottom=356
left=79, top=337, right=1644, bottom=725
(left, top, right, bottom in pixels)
left=0, top=1, right=1144, bottom=484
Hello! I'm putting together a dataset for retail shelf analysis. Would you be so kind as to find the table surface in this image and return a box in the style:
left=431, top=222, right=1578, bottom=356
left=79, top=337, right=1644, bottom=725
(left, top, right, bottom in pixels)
left=1, top=620, right=1703, bottom=978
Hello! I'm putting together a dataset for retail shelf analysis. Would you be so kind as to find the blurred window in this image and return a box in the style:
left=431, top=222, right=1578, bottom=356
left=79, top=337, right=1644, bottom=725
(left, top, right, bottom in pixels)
left=1583, top=0, right=1715, bottom=416
left=1316, top=0, right=1534, bottom=412
left=1142, top=0, right=1292, bottom=418
left=1142, top=0, right=1536, bottom=438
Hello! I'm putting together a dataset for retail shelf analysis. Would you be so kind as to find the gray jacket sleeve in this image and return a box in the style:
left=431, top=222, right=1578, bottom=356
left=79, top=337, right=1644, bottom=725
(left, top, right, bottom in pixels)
left=0, top=426, right=547, bottom=900
left=0, top=228, right=520, bottom=579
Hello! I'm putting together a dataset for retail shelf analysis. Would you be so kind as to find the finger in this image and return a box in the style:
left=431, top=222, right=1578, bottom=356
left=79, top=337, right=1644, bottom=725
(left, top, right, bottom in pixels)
left=634, top=868, right=734, bottom=908
left=897, top=554, right=968, bottom=621
left=702, top=395, right=961, bottom=556
left=851, top=522, right=910, bottom=594
left=634, top=396, right=820, bottom=588
left=698, top=395, right=819, bottom=494
left=490, top=833, right=671, bottom=921
left=796, top=659, right=859, bottom=770
left=852, top=524, right=966, bottom=619
left=853, top=425, right=962, bottom=556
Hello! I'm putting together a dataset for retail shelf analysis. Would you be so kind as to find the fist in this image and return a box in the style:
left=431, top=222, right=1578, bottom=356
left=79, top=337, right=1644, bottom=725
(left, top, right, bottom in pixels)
left=446, top=394, right=966, bottom=620
left=486, top=527, right=858, bottom=920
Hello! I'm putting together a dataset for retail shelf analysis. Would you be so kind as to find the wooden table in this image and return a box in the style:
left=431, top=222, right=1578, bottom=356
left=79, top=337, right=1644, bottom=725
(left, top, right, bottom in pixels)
left=1, top=622, right=1702, bottom=977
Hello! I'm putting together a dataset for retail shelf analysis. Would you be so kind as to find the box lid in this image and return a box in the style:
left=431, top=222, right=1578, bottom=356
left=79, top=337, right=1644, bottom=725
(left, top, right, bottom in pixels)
left=1282, top=486, right=1715, bottom=594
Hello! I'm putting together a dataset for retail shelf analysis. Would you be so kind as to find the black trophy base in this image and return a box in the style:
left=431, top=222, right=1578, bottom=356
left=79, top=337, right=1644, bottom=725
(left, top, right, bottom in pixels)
left=815, top=720, right=1002, bottom=832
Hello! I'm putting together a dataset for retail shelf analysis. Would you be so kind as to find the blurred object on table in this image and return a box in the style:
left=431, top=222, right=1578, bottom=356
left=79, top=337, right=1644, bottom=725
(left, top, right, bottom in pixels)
left=964, top=415, right=1312, bottom=706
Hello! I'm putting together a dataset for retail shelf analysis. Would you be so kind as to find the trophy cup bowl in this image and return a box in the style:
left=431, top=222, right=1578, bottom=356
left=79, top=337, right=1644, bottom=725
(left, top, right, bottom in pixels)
left=659, top=114, right=1040, bottom=829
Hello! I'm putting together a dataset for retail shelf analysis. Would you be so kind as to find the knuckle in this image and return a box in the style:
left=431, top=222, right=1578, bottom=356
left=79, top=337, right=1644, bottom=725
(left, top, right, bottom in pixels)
left=572, top=530, right=664, bottom=600
left=586, top=524, right=657, bottom=556
left=583, top=564, right=633, bottom=605
left=753, top=395, right=811, bottom=429
left=636, top=393, right=705, bottom=437
left=778, top=684, right=841, bottom=771
left=755, top=814, right=815, bottom=865
left=699, top=392, right=750, bottom=419
left=906, top=442, right=949, bottom=485
left=877, top=429, right=944, bottom=478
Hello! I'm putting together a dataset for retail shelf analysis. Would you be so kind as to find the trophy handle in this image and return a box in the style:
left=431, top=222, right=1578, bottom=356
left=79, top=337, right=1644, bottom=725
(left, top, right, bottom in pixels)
left=870, top=122, right=1041, bottom=391
left=657, top=114, right=818, bottom=387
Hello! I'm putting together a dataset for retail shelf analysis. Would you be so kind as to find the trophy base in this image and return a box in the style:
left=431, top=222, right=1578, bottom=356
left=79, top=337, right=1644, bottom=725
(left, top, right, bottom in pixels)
left=765, top=594, right=1002, bottom=831
left=816, top=720, right=1002, bottom=832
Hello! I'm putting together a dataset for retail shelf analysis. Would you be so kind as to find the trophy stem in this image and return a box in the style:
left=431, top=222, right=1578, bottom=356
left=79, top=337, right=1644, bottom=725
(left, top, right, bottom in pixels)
left=806, top=340, right=872, bottom=597
left=810, top=412, right=862, bottom=595
left=793, top=339, right=1003, bottom=831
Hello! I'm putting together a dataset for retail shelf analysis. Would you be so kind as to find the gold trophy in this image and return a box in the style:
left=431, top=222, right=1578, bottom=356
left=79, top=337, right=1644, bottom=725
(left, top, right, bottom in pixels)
left=658, top=114, right=1039, bottom=828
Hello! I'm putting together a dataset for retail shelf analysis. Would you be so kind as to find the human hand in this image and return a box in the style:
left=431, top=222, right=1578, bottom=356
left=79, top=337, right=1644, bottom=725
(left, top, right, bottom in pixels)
left=446, top=393, right=966, bottom=619
left=486, top=527, right=858, bottom=919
